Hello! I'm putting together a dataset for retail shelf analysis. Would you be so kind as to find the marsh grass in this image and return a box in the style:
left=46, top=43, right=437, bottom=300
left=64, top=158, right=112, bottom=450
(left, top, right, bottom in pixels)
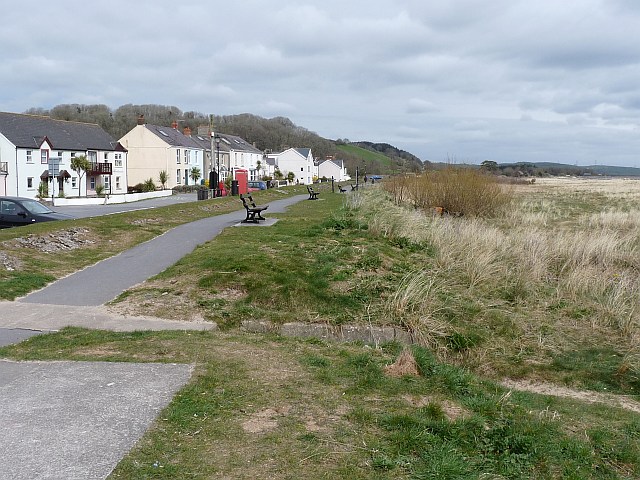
left=349, top=181, right=640, bottom=392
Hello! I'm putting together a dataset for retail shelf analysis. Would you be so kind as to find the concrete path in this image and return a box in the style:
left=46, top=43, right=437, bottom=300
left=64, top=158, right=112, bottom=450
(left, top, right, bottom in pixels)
left=0, top=359, right=193, bottom=480
left=0, top=193, right=307, bottom=480
left=19, top=194, right=306, bottom=306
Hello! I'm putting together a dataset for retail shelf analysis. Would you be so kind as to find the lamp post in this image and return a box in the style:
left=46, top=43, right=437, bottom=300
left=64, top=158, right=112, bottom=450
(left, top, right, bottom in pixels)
left=215, top=135, right=221, bottom=197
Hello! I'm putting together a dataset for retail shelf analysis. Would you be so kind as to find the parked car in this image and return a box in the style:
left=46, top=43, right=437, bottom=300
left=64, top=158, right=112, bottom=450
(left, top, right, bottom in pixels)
left=0, top=197, right=75, bottom=228
left=247, top=181, right=268, bottom=192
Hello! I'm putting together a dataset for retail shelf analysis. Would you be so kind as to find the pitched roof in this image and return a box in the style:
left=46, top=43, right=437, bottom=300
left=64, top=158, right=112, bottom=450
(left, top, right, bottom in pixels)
left=144, top=124, right=204, bottom=149
left=0, top=111, right=119, bottom=151
left=218, top=133, right=262, bottom=154
left=295, top=148, right=311, bottom=158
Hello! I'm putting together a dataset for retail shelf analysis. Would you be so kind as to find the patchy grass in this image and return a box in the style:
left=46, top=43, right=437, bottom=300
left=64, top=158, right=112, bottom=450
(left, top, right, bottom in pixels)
left=1, top=329, right=639, bottom=479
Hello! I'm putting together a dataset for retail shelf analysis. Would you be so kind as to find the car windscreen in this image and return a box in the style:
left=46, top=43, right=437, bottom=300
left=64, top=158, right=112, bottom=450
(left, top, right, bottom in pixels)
left=21, top=200, right=54, bottom=214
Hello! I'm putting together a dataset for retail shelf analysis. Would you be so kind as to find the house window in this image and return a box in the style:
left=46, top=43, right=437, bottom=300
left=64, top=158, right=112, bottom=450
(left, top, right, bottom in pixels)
left=71, top=152, right=76, bottom=157
left=177, top=169, right=181, bottom=183
left=27, top=177, right=33, bottom=189
left=88, top=151, right=97, bottom=162
left=114, top=159, right=122, bottom=167
left=72, top=177, right=77, bottom=188
left=26, top=151, right=32, bottom=163
left=58, top=151, right=63, bottom=157
left=104, top=152, right=108, bottom=160
left=90, top=177, right=96, bottom=189
left=185, top=150, right=190, bottom=164
left=104, top=176, right=110, bottom=190
left=300, top=167, right=304, bottom=172
left=116, top=177, right=121, bottom=189
left=41, top=150, right=49, bottom=164
left=176, top=150, right=181, bottom=163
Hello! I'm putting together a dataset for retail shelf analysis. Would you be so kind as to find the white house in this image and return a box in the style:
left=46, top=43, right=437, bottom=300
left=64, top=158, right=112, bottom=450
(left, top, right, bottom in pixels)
left=119, top=118, right=206, bottom=189
left=268, top=148, right=314, bottom=184
left=221, top=134, right=265, bottom=181
left=317, top=156, right=350, bottom=182
left=0, top=111, right=128, bottom=199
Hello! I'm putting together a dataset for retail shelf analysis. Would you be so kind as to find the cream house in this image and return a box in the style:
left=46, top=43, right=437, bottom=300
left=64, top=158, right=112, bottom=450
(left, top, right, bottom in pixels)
left=119, top=118, right=205, bottom=189
left=0, top=111, right=127, bottom=199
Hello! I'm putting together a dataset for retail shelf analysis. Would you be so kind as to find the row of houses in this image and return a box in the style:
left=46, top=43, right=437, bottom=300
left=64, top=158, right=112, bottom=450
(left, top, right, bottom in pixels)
left=0, top=112, right=350, bottom=200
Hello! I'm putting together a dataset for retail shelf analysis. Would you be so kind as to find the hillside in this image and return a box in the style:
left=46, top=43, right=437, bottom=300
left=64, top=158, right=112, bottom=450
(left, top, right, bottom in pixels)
left=23, top=103, right=425, bottom=176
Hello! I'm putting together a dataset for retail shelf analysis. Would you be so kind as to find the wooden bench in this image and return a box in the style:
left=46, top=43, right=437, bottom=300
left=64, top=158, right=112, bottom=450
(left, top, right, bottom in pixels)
left=307, top=185, right=319, bottom=200
left=240, top=194, right=268, bottom=223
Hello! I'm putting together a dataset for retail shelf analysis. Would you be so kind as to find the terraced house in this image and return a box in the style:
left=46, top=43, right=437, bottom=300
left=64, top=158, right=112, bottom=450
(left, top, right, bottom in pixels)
left=0, top=112, right=128, bottom=199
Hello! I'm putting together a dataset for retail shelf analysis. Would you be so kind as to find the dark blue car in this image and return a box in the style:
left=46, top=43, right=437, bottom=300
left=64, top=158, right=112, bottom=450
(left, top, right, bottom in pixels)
left=0, top=196, right=75, bottom=228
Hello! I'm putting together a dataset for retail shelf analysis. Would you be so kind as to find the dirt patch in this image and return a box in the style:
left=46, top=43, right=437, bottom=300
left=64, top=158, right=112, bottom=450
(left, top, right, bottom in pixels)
left=10, top=227, right=94, bottom=253
left=384, top=348, right=420, bottom=378
left=129, top=218, right=161, bottom=225
left=501, top=379, right=640, bottom=414
left=241, top=405, right=292, bottom=434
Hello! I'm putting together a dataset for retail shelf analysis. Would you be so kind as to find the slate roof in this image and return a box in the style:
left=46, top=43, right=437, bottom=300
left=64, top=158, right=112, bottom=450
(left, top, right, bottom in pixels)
left=218, top=133, right=262, bottom=154
left=144, top=124, right=204, bottom=149
left=0, top=111, right=120, bottom=151
left=295, top=148, right=311, bottom=158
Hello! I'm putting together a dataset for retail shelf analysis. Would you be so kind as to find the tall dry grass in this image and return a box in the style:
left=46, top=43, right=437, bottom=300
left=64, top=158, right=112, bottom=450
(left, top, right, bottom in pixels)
left=382, top=167, right=512, bottom=217
left=347, top=184, right=640, bottom=375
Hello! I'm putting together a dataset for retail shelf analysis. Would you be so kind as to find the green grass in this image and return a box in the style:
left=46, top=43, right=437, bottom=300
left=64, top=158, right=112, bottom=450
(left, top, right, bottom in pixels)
left=1, top=329, right=638, bottom=479
left=337, top=144, right=393, bottom=167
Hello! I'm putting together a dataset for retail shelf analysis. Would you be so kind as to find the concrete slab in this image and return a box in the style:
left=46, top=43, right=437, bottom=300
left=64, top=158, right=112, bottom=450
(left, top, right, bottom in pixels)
left=0, top=328, right=44, bottom=347
left=0, top=359, right=193, bottom=480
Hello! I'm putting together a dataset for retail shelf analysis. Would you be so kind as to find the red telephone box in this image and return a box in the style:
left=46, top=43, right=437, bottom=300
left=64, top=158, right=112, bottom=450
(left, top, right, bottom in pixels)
left=235, top=169, right=249, bottom=195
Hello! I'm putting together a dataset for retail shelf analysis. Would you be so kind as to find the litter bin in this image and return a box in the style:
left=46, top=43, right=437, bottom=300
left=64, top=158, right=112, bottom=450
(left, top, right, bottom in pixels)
left=197, top=189, right=208, bottom=200
left=231, top=180, right=239, bottom=196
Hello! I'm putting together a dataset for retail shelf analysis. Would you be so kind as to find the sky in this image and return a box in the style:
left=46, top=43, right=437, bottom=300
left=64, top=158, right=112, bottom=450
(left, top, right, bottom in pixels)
left=2, top=0, right=640, bottom=167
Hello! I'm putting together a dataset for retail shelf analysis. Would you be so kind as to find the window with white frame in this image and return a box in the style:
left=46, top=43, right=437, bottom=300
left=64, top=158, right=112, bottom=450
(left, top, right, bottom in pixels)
left=26, top=151, right=32, bottom=163
left=27, top=177, right=33, bottom=189
left=104, top=152, right=108, bottom=160
left=176, top=150, right=181, bottom=164
left=177, top=169, right=181, bottom=183
left=116, top=177, right=120, bottom=189
left=71, top=152, right=76, bottom=157
left=72, top=177, right=77, bottom=188
left=41, top=149, right=49, bottom=164
left=114, top=153, right=122, bottom=167
left=185, top=149, right=190, bottom=164
left=88, top=151, right=97, bottom=162
left=57, top=151, right=62, bottom=157
left=90, top=177, right=96, bottom=189
left=104, top=176, right=110, bottom=190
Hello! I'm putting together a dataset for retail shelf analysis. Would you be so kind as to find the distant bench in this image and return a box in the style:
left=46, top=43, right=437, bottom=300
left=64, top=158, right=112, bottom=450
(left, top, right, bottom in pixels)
left=240, top=194, right=268, bottom=223
left=338, top=185, right=347, bottom=193
left=306, top=185, right=320, bottom=200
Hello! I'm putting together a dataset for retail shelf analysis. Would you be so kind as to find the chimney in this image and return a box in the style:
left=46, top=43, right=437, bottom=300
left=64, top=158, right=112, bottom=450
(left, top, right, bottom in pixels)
left=171, top=120, right=178, bottom=129
left=197, top=125, right=210, bottom=136
left=137, top=114, right=145, bottom=125
left=183, top=126, right=192, bottom=137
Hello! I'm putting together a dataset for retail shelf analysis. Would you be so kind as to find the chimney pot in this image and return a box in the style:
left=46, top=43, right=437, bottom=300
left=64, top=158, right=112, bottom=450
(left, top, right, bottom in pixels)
left=183, top=126, right=192, bottom=136
left=171, top=120, right=178, bottom=129
left=137, top=114, right=145, bottom=125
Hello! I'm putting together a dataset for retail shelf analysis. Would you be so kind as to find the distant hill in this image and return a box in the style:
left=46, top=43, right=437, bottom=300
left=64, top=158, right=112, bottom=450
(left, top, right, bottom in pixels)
left=499, top=161, right=640, bottom=177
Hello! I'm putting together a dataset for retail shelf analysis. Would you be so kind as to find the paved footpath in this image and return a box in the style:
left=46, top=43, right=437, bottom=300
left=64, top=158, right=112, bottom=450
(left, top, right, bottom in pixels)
left=0, top=194, right=307, bottom=480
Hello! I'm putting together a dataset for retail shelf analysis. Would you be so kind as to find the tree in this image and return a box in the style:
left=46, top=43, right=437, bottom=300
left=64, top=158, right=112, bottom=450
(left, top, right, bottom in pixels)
left=256, top=159, right=262, bottom=179
left=158, top=170, right=168, bottom=189
left=70, top=155, right=91, bottom=197
left=286, top=171, right=295, bottom=183
left=480, top=160, right=499, bottom=172
left=274, top=169, right=284, bottom=180
left=189, top=167, right=201, bottom=184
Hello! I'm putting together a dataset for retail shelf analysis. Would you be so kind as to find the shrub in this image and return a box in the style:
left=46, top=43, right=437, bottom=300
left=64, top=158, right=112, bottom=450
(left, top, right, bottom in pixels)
left=383, top=167, right=512, bottom=217
left=143, top=178, right=156, bottom=192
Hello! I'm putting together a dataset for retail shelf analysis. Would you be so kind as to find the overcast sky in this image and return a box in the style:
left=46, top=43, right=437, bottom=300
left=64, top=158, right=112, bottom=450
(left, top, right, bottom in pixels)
left=2, top=0, right=640, bottom=166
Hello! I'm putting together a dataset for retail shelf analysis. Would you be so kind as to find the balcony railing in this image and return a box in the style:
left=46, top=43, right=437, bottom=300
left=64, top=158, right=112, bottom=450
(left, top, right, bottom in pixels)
left=0, top=162, right=7, bottom=175
left=87, top=162, right=112, bottom=175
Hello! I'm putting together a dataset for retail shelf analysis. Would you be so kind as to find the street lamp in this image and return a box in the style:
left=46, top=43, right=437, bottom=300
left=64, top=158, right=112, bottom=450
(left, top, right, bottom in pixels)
left=215, top=135, right=221, bottom=197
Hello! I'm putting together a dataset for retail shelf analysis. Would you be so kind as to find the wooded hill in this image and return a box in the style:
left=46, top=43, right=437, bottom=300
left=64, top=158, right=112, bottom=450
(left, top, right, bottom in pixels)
left=22, top=103, right=426, bottom=175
